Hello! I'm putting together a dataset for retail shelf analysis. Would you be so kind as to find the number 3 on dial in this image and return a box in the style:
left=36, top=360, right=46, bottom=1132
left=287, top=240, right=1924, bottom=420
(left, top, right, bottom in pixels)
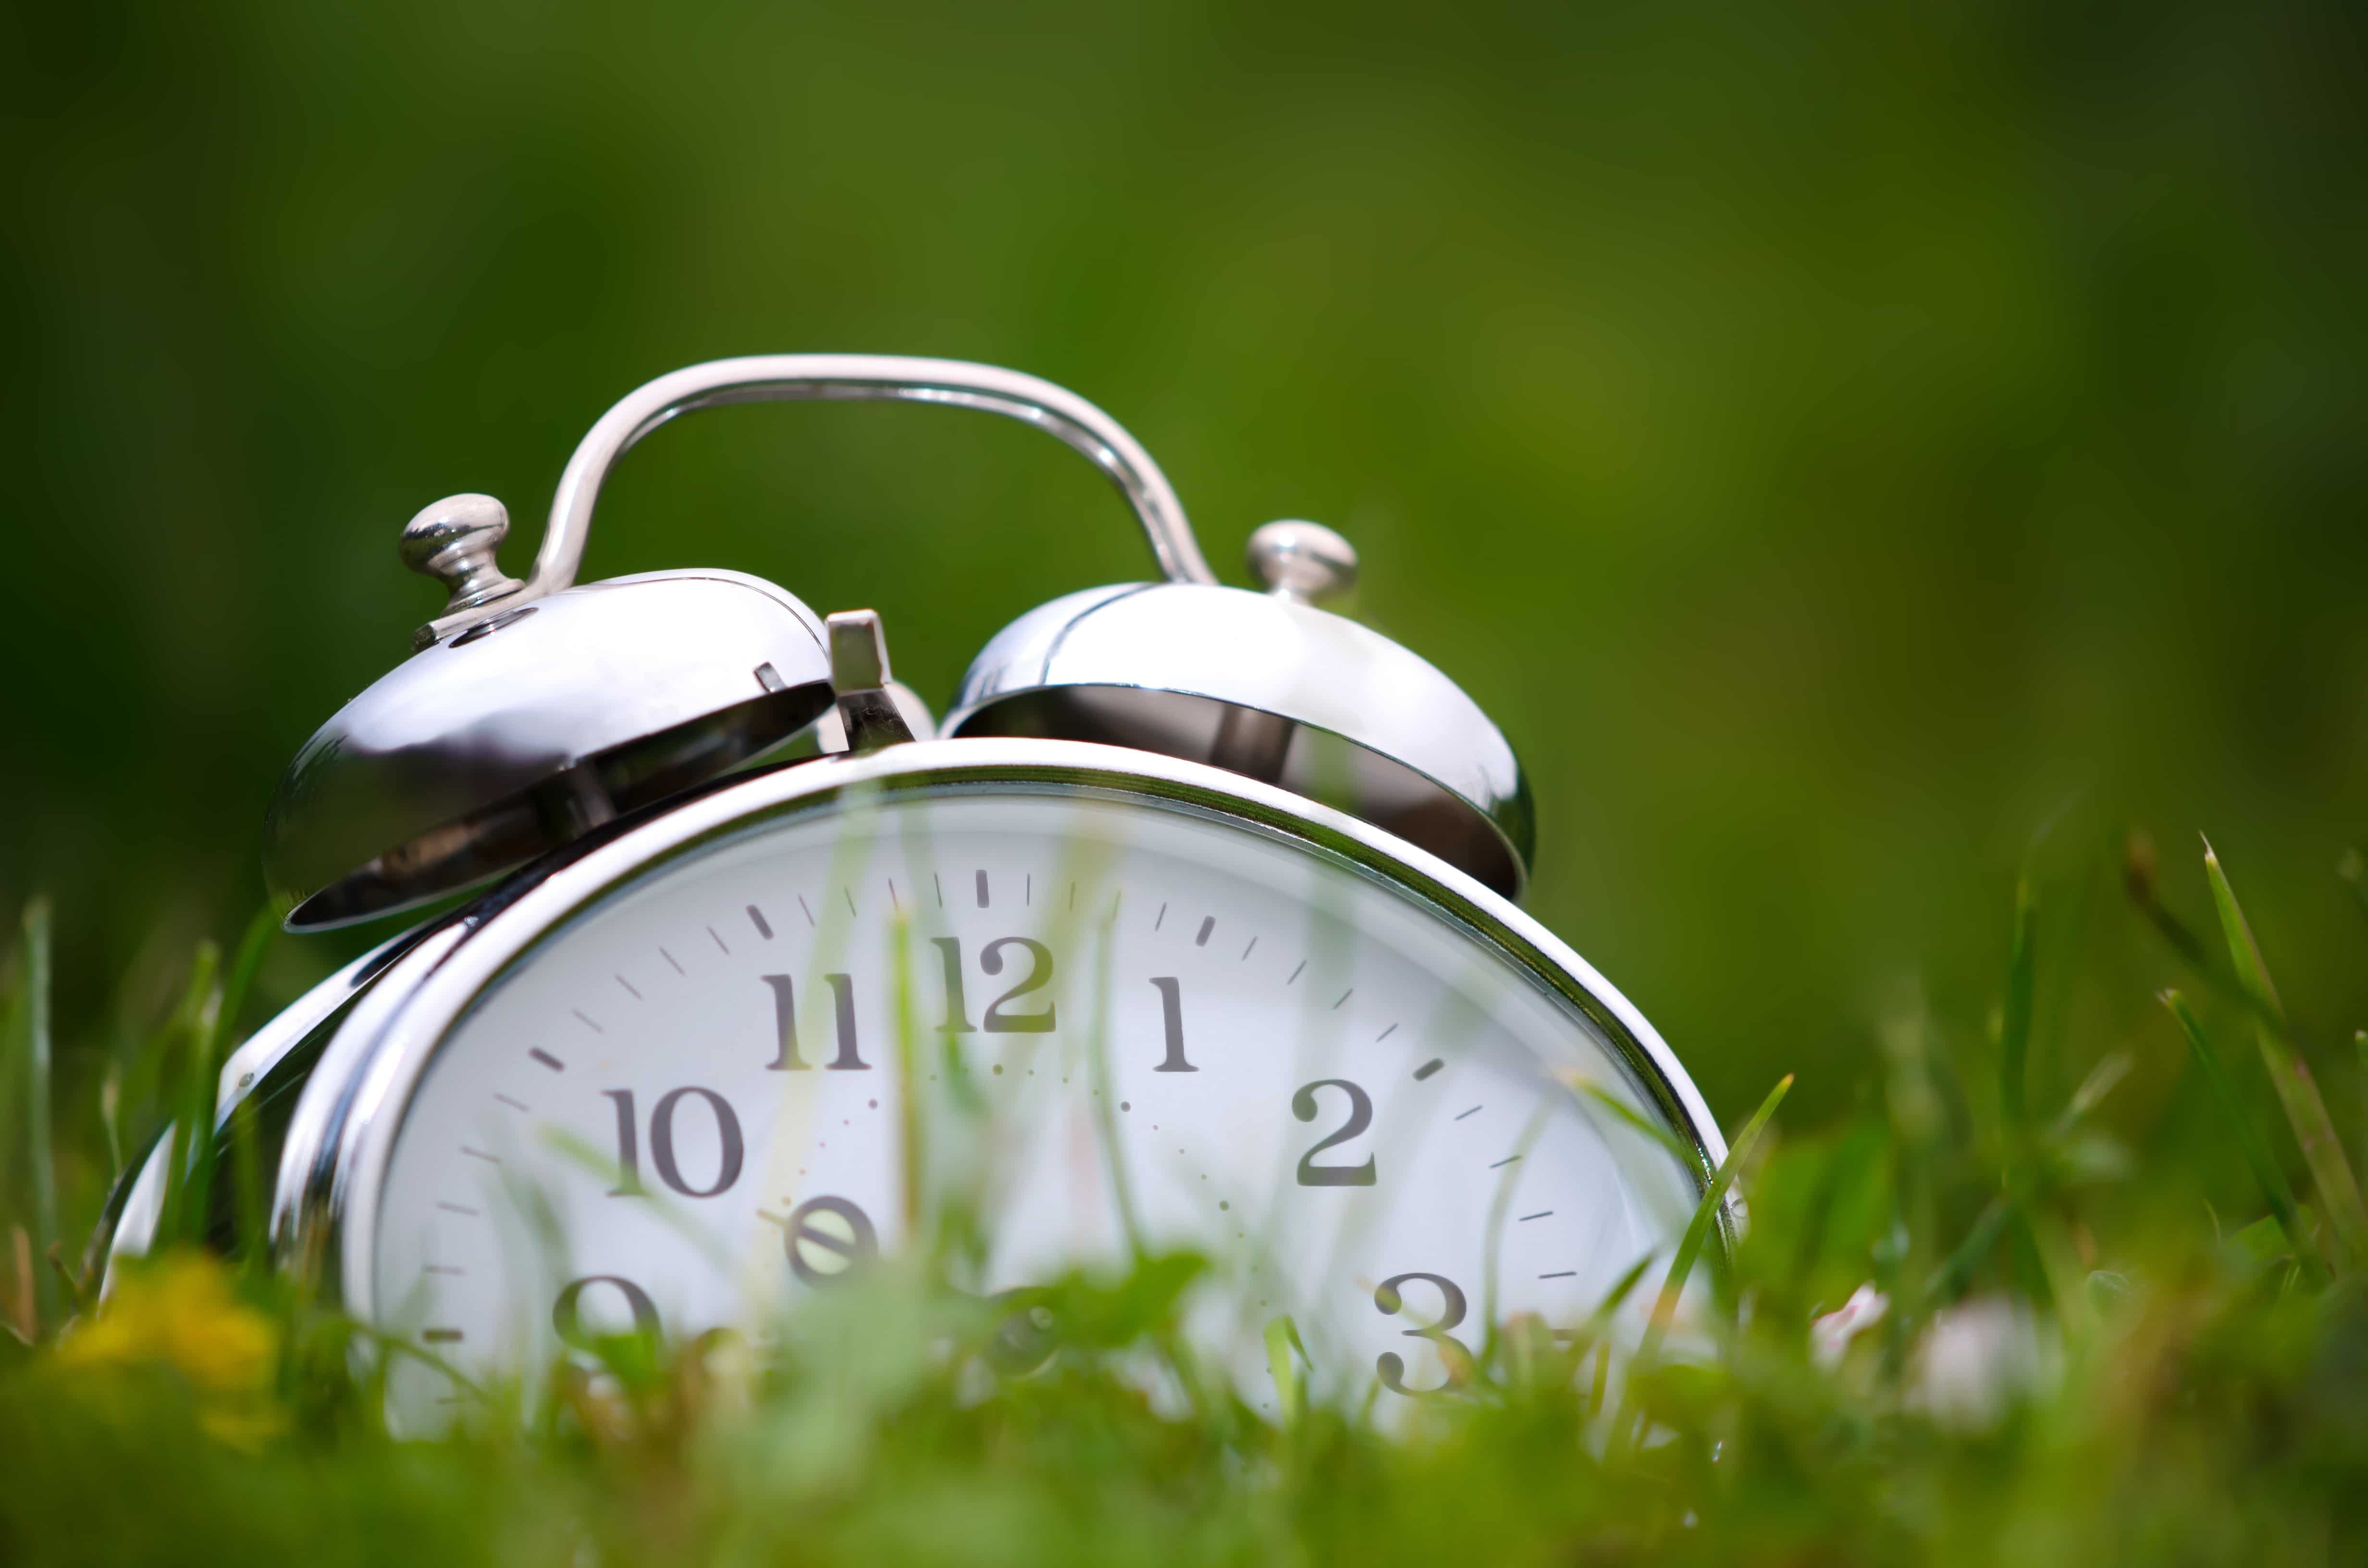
left=1374, top=1272, right=1475, bottom=1394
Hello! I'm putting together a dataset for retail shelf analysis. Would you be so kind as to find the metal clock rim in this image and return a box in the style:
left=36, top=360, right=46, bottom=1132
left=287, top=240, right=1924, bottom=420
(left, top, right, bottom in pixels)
left=272, top=738, right=1733, bottom=1326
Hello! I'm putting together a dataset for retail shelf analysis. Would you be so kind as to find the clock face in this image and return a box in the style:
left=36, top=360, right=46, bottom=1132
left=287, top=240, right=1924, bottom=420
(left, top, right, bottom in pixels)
left=361, top=779, right=1709, bottom=1423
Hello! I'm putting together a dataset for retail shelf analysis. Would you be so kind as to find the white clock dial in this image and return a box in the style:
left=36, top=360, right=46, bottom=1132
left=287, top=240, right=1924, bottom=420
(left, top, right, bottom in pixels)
left=366, top=788, right=1704, bottom=1421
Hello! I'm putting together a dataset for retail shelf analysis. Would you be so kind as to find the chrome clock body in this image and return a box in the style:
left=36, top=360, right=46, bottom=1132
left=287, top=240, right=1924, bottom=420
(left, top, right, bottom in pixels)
left=102, top=350, right=1730, bottom=1424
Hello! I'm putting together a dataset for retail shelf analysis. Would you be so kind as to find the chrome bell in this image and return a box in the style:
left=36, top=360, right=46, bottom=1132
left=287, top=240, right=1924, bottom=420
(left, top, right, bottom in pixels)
left=945, top=519, right=1532, bottom=898
left=263, top=496, right=844, bottom=931
left=262, top=353, right=1530, bottom=931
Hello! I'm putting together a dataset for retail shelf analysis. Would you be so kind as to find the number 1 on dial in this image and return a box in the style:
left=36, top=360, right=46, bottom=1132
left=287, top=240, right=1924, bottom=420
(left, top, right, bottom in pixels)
left=931, top=938, right=975, bottom=1033
left=1149, top=977, right=1195, bottom=1072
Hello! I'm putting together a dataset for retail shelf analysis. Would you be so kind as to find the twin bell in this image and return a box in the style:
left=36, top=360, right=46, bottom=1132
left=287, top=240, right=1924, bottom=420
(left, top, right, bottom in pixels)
left=261, top=355, right=1531, bottom=932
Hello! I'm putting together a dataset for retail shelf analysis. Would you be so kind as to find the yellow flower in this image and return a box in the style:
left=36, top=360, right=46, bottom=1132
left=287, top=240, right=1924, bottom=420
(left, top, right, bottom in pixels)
left=56, top=1251, right=286, bottom=1448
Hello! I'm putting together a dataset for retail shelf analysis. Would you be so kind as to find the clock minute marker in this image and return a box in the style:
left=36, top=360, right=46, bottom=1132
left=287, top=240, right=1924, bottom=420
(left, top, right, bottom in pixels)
left=1241, top=936, right=1258, bottom=960
left=708, top=926, right=729, bottom=955
left=1332, top=988, right=1354, bottom=1009
left=423, top=1264, right=465, bottom=1276
left=1489, top=1154, right=1521, bottom=1169
left=571, top=1009, right=604, bottom=1035
left=934, top=874, right=945, bottom=907
left=1518, top=1210, right=1552, bottom=1222
left=659, top=947, right=683, bottom=975
left=1538, top=1271, right=1576, bottom=1280
left=493, top=1093, right=529, bottom=1113
left=616, top=974, right=641, bottom=1000
left=422, top=1328, right=464, bottom=1344
left=1154, top=902, right=1167, bottom=931
left=888, top=878, right=901, bottom=913
left=844, top=887, right=858, bottom=917
left=1413, top=1057, right=1443, bottom=1080
left=1375, top=1022, right=1399, bottom=1043
left=1455, top=1104, right=1482, bottom=1121
left=461, top=1146, right=500, bottom=1165
left=797, top=895, right=816, bottom=927
left=1286, top=960, right=1306, bottom=985
left=528, top=1048, right=566, bottom=1072
left=436, top=1201, right=479, bottom=1217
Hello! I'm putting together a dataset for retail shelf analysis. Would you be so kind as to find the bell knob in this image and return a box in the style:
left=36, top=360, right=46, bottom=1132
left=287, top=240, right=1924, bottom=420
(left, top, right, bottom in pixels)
left=1245, top=519, right=1357, bottom=603
left=399, top=493, right=527, bottom=644
left=945, top=521, right=1533, bottom=898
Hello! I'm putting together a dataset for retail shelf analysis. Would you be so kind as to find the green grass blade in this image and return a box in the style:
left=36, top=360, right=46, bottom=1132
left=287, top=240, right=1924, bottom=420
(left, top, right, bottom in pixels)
left=2204, top=836, right=2286, bottom=1019
left=171, top=984, right=225, bottom=1252
left=1618, top=1073, right=1791, bottom=1446
left=1263, top=1314, right=1308, bottom=1427
left=1585, top=1338, right=1613, bottom=1421
left=227, top=1094, right=268, bottom=1271
left=213, top=903, right=282, bottom=1271
left=1579, top=1080, right=1697, bottom=1171
left=1566, top=1250, right=1656, bottom=1362
left=0, top=974, right=24, bottom=1338
left=2004, top=1208, right=2051, bottom=1307
left=2054, top=1051, right=2133, bottom=1132
left=216, top=902, right=281, bottom=1065
left=1999, top=875, right=2036, bottom=1138
left=2338, top=849, right=2368, bottom=928
left=152, top=942, right=220, bottom=1250
left=22, top=900, right=58, bottom=1332
left=1653, top=1073, right=1793, bottom=1340
left=2358, top=1029, right=2368, bottom=1193
left=2163, top=990, right=2327, bottom=1284
left=889, top=915, right=924, bottom=1238
left=2125, top=827, right=2214, bottom=968
left=1994, top=874, right=2049, bottom=1306
left=1482, top=1104, right=1551, bottom=1338
left=2204, top=838, right=2368, bottom=1266
left=1925, top=1193, right=2014, bottom=1305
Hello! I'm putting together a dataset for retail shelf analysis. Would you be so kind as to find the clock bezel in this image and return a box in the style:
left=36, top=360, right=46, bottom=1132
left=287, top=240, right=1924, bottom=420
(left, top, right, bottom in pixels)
left=271, top=737, right=1732, bottom=1330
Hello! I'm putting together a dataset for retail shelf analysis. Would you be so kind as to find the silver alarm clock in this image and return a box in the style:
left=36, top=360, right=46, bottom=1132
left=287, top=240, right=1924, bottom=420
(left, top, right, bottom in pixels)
left=106, top=355, right=1726, bottom=1421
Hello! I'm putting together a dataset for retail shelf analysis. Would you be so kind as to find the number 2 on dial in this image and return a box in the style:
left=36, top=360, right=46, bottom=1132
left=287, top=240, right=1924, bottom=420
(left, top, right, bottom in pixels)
left=1294, top=1078, right=1378, bottom=1186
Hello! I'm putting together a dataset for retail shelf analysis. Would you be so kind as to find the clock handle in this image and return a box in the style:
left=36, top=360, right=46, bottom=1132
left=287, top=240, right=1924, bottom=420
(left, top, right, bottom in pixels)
left=422, top=354, right=1216, bottom=646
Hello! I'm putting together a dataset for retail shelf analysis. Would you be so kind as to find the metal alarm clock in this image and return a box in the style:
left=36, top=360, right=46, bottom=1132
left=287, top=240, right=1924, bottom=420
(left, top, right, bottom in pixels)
left=105, top=355, right=1727, bottom=1421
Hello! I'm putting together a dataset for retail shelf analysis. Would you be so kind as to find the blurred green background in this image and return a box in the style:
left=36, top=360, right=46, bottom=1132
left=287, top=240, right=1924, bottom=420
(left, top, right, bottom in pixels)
left=3, top=0, right=2362, bottom=1135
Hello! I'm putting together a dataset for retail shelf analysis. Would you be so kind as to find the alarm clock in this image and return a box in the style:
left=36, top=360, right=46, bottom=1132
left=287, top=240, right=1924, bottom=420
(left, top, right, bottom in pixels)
left=104, top=355, right=1727, bottom=1420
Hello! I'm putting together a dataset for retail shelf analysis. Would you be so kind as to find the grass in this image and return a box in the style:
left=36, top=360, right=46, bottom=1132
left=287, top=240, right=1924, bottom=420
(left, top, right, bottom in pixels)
left=3, top=833, right=2367, bottom=1565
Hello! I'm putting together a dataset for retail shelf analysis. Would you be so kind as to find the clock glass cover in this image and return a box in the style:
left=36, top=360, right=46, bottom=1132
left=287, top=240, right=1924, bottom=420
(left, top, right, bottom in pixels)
left=365, top=783, right=1704, bottom=1421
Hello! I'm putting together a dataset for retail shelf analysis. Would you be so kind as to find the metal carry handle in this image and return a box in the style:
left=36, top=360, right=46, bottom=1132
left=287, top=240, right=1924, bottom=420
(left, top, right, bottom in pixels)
left=424, top=354, right=1216, bottom=645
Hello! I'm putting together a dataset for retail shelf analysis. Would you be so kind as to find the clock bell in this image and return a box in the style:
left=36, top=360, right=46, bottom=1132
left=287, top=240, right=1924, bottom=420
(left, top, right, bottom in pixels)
left=260, top=355, right=1531, bottom=934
